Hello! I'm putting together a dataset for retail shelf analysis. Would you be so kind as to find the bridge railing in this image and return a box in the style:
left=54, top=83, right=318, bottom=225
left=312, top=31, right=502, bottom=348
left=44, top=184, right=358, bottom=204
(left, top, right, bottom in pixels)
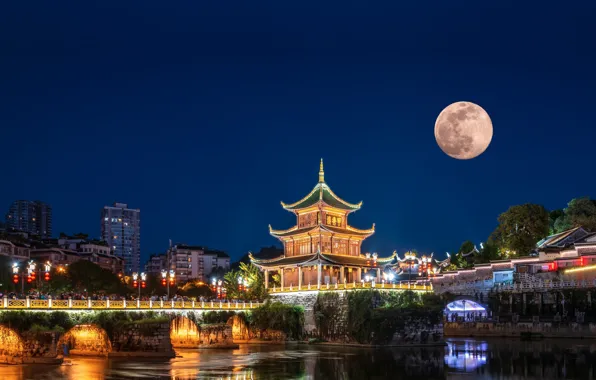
left=1, top=297, right=263, bottom=311
left=268, top=281, right=432, bottom=293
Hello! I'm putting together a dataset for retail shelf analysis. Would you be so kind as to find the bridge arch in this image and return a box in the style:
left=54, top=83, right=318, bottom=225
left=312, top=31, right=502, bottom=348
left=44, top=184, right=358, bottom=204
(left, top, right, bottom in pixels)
left=58, top=324, right=112, bottom=356
left=0, top=325, right=25, bottom=362
left=170, top=316, right=201, bottom=348
left=444, top=297, right=488, bottom=321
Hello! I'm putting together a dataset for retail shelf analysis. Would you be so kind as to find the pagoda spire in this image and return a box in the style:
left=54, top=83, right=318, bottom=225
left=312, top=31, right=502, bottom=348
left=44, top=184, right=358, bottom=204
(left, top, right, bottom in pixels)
left=319, top=158, right=325, bottom=183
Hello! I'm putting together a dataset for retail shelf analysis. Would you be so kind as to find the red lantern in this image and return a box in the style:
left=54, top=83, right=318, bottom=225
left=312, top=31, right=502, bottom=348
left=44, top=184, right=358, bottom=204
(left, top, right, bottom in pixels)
left=141, top=281, right=146, bottom=289
left=169, top=278, right=174, bottom=285
left=161, top=279, right=167, bottom=286
left=27, top=275, right=32, bottom=283
left=133, top=280, right=138, bottom=288
left=31, top=272, right=36, bottom=281
left=12, top=274, right=18, bottom=284
left=44, top=272, right=50, bottom=281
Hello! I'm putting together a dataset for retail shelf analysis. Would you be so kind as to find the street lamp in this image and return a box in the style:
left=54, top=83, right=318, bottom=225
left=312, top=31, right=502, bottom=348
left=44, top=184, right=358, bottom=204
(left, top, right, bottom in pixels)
left=133, top=272, right=145, bottom=299
left=12, top=263, right=19, bottom=290
left=161, top=270, right=175, bottom=299
left=44, top=261, right=51, bottom=282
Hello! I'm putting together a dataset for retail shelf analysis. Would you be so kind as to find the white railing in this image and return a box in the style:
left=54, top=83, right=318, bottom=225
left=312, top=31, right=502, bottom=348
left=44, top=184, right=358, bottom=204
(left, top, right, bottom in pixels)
left=1, top=297, right=262, bottom=311
left=268, top=281, right=433, bottom=293
left=493, top=278, right=596, bottom=292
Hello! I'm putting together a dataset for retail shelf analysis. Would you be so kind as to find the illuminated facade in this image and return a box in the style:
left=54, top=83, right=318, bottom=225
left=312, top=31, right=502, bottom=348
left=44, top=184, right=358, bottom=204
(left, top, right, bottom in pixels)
left=250, top=160, right=396, bottom=290
left=432, top=227, right=596, bottom=296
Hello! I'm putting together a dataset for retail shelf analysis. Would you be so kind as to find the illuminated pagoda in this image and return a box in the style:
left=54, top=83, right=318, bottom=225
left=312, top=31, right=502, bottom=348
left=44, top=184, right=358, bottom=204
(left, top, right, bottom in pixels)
left=250, top=160, right=396, bottom=290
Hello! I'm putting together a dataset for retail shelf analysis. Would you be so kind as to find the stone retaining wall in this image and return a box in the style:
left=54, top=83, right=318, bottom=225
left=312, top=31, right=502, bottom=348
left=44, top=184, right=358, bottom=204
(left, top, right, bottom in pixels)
left=111, top=322, right=174, bottom=357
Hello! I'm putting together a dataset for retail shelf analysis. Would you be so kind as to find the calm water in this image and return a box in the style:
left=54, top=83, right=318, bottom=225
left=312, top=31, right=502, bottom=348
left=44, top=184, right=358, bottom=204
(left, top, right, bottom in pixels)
left=2, top=339, right=596, bottom=379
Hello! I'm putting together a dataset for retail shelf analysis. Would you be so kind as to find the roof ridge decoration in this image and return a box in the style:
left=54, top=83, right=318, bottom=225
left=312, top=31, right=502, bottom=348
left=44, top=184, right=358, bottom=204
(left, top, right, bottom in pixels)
left=280, top=160, right=362, bottom=212
left=319, top=158, right=324, bottom=183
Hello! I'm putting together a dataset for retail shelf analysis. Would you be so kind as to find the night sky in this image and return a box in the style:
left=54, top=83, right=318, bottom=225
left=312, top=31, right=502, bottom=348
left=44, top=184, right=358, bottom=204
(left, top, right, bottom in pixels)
left=1, top=2, right=595, bottom=263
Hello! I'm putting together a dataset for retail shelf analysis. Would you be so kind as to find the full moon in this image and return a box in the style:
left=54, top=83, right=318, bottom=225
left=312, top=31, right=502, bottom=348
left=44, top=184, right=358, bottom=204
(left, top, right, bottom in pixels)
left=434, top=101, right=493, bottom=160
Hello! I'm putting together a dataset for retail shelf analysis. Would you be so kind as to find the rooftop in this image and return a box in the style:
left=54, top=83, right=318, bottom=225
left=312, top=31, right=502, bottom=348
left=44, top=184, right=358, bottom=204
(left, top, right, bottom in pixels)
left=280, top=160, right=362, bottom=212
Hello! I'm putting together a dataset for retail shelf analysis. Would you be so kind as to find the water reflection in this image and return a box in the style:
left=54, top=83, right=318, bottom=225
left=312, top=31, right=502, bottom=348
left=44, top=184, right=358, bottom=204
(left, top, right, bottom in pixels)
left=9, top=340, right=596, bottom=379
left=0, top=344, right=445, bottom=379
left=445, top=338, right=596, bottom=379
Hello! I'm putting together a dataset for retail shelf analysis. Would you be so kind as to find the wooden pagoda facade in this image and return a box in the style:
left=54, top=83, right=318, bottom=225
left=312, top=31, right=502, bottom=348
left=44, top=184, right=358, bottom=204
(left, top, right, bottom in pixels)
left=250, top=160, right=398, bottom=291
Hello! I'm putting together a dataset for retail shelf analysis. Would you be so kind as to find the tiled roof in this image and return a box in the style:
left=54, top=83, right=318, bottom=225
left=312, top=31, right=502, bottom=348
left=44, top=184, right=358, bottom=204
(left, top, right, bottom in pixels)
left=269, top=226, right=318, bottom=237
left=281, top=183, right=361, bottom=212
left=250, top=251, right=395, bottom=268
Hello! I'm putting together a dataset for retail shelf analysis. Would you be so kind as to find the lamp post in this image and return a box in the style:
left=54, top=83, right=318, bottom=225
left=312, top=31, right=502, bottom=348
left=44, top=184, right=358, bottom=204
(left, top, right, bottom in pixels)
left=161, top=270, right=175, bottom=299
left=12, top=263, right=19, bottom=292
left=133, top=272, right=139, bottom=298
left=43, top=261, right=51, bottom=282
left=132, top=272, right=146, bottom=299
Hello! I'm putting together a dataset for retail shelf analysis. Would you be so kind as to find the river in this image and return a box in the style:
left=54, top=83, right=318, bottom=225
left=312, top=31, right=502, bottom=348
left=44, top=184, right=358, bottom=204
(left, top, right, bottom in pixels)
left=1, top=339, right=596, bottom=379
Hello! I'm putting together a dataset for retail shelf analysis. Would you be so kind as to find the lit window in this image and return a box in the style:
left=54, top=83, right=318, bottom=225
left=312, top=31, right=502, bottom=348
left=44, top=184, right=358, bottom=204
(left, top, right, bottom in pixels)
left=114, top=235, right=117, bottom=239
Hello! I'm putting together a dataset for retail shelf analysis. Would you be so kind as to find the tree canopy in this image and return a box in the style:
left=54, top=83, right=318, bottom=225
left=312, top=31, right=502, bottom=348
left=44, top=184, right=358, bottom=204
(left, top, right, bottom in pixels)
left=489, top=203, right=549, bottom=257
left=62, top=260, right=128, bottom=294
left=553, top=197, right=596, bottom=233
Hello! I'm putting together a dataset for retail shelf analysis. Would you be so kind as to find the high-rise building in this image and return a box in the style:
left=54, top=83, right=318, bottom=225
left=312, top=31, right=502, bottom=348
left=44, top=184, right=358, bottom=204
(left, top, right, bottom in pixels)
left=145, top=253, right=168, bottom=276
left=101, top=202, right=140, bottom=274
left=167, top=244, right=230, bottom=283
left=5, top=200, right=52, bottom=238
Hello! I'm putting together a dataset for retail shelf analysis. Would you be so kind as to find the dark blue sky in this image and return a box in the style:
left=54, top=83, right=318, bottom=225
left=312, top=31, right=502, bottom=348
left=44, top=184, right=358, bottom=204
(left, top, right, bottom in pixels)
left=1, top=1, right=595, bottom=263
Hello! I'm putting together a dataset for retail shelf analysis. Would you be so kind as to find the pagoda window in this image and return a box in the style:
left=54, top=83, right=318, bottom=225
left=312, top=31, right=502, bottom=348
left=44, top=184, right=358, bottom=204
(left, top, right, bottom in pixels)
left=298, top=243, right=310, bottom=255
left=337, top=239, right=348, bottom=255
left=286, top=243, right=294, bottom=256
left=299, top=212, right=318, bottom=228
left=350, top=242, right=359, bottom=256
left=322, top=237, right=331, bottom=253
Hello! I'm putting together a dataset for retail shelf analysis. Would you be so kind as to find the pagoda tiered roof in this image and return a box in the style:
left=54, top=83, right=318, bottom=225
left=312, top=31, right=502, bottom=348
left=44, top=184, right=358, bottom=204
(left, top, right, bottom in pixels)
left=249, top=251, right=397, bottom=269
left=280, top=159, right=362, bottom=213
left=269, top=224, right=375, bottom=239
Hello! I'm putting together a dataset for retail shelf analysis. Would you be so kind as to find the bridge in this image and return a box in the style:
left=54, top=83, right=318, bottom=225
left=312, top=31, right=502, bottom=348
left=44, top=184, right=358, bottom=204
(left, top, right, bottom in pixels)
left=1, top=298, right=263, bottom=312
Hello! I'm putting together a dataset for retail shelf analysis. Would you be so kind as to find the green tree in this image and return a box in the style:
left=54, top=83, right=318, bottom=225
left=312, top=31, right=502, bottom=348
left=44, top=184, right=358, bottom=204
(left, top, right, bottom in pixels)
left=549, top=209, right=565, bottom=234
left=475, top=241, right=500, bottom=263
left=66, top=260, right=127, bottom=294
left=563, top=197, right=596, bottom=232
left=458, top=240, right=475, bottom=254
left=489, top=203, right=549, bottom=256
left=178, top=280, right=214, bottom=298
left=224, top=262, right=267, bottom=300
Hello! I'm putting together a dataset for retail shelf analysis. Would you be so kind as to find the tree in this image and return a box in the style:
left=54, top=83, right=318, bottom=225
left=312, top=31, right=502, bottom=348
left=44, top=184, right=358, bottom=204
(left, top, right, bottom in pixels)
left=223, top=263, right=267, bottom=301
left=489, top=203, right=549, bottom=257
left=475, top=241, right=500, bottom=263
left=458, top=241, right=475, bottom=254
left=564, top=197, right=596, bottom=232
left=178, top=280, right=213, bottom=298
left=65, top=260, right=128, bottom=294
left=549, top=209, right=565, bottom=234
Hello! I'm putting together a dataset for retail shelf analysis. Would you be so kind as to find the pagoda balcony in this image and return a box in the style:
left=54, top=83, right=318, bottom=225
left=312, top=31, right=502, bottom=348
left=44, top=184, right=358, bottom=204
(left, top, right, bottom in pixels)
left=266, top=281, right=432, bottom=294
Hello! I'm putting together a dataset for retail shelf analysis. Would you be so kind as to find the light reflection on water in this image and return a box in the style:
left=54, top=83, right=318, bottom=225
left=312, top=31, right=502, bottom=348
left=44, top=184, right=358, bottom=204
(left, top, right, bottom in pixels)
left=0, top=344, right=445, bottom=379
left=445, top=338, right=596, bottom=379
left=6, top=339, right=596, bottom=379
